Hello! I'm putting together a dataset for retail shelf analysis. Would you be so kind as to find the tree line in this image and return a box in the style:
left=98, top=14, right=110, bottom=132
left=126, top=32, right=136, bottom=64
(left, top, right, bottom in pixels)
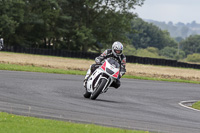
left=146, top=20, right=200, bottom=39
left=124, top=18, right=200, bottom=63
left=1, top=0, right=200, bottom=63
left=0, top=0, right=144, bottom=52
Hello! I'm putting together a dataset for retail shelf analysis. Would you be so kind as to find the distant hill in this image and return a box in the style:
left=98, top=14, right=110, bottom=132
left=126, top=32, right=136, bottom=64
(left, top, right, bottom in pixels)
left=144, top=19, right=200, bottom=39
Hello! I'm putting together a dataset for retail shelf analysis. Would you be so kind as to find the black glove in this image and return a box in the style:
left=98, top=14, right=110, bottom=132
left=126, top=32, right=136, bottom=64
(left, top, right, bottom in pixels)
left=95, top=58, right=101, bottom=64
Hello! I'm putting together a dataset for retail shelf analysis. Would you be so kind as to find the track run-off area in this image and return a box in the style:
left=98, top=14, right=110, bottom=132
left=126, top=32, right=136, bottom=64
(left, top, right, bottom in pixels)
left=0, top=70, right=200, bottom=133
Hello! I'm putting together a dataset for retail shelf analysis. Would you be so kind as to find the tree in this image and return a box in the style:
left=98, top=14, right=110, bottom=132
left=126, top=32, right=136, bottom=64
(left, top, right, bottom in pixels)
left=136, top=47, right=160, bottom=58
left=175, top=37, right=184, bottom=43
left=20, top=0, right=62, bottom=48
left=64, top=0, right=145, bottom=52
left=181, top=35, right=200, bottom=55
left=129, top=18, right=177, bottom=50
left=160, top=47, right=177, bottom=59
left=160, top=46, right=185, bottom=60
left=0, top=1, right=25, bottom=45
left=180, top=26, right=189, bottom=38
left=185, top=53, right=200, bottom=63
left=1, top=0, right=145, bottom=52
left=123, top=44, right=137, bottom=55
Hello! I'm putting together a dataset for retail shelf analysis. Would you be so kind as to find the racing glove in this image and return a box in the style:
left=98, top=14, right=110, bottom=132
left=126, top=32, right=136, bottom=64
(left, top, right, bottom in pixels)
left=95, top=58, right=101, bottom=64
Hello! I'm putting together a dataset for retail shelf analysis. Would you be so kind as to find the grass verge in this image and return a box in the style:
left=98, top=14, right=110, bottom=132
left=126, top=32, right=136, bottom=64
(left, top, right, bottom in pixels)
left=0, top=112, right=148, bottom=133
left=0, top=63, right=86, bottom=75
left=192, top=101, right=200, bottom=110
left=1, top=63, right=200, bottom=84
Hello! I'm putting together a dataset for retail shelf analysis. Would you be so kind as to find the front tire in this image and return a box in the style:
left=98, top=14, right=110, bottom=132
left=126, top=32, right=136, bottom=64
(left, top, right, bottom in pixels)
left=90, top=78, right=107, bottom=100
left=83, top=90, right=91, bottom=98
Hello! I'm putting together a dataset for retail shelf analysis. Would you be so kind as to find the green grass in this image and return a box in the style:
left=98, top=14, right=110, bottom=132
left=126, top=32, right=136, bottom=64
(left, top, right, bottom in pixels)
left=0, top=112, right=148, bottom=133
left=0, top=63, right=86, bottom=75
left=1, top=63, right=200, bottom=84
left=192, top=101, right=200, bottom=110
left=123, top=75, right=200, bottom=84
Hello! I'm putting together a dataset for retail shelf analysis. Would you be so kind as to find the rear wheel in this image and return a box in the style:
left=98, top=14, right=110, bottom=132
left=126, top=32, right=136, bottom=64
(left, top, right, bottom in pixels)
left=90, top=78, right=107, bottom=100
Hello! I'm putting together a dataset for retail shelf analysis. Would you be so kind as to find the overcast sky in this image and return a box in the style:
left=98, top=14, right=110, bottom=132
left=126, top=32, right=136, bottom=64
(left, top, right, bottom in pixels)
left=134, top=0, right=200, bottom=24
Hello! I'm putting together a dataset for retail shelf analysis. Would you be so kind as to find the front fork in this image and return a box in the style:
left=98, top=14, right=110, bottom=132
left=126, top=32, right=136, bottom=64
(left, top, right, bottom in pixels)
left=94, top=75, right=113, bottom=93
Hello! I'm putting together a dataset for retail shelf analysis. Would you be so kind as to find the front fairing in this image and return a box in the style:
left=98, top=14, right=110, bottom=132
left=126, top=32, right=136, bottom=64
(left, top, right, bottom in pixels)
left=86, top=69, right=102, bottom=92
left=100, top=59, right=120, bottom=79
left=86, top=59, right=120, bottom=93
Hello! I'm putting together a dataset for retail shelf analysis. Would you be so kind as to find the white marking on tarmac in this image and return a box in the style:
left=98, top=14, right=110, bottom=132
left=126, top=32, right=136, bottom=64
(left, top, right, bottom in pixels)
left=179, top=100, right=200, bottom=112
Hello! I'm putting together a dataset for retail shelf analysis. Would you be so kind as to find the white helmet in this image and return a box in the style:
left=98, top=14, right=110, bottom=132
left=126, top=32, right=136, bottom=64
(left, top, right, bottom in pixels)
left=112, top=41, right=123, bottom=57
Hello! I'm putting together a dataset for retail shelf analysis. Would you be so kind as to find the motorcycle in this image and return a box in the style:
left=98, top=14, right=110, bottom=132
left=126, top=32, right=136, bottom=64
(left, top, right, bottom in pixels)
left=83, top=58, right=120, bottom=100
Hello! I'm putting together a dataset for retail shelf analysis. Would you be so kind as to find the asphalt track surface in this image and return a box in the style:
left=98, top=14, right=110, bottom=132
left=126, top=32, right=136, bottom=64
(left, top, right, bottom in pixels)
left=0, top=70, right=200, bottom=133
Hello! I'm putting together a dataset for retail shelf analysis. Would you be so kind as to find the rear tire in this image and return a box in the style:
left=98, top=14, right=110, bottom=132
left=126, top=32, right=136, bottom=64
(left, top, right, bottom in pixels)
left=90, top=78, right=107, bottom=100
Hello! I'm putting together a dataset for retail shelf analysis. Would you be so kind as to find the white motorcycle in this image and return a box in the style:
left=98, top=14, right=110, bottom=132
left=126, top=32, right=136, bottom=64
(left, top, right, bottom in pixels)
left=83, top=58, right=120, bottom=100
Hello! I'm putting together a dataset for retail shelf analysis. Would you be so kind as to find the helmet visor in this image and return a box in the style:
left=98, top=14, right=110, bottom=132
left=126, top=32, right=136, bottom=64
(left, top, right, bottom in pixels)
left=114, top=50, right=122, bottom=55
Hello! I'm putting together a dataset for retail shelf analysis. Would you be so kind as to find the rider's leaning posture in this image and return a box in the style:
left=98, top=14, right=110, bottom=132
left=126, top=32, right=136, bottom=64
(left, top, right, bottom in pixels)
left=83, top=41, right=126, bottom=89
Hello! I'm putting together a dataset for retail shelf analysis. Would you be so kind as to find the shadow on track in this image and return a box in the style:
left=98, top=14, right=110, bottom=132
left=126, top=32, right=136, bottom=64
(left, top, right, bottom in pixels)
left=95, top=99, right=124, bottom=104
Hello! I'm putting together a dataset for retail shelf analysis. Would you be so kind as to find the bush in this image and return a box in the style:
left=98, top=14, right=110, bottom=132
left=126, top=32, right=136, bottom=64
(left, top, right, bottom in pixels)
left=123, top=44, right=137, bottom=55
left=185, top=53, right=200, bottom=63
left=160, top=47, right=177, bottom=59
left=136, top=47, right=160, bottom=58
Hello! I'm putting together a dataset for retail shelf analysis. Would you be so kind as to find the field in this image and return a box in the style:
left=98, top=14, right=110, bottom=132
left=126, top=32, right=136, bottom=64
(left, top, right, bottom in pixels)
left=1, top=51, right=200, bottom=82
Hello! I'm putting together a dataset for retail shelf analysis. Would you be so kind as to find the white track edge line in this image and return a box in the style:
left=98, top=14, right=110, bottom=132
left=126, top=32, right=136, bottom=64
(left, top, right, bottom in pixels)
left=179, top=100, right=200, bottom=112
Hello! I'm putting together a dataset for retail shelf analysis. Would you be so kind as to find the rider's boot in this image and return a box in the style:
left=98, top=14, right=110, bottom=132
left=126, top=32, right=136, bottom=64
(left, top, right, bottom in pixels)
left=83, top=68, right=91, bottom=88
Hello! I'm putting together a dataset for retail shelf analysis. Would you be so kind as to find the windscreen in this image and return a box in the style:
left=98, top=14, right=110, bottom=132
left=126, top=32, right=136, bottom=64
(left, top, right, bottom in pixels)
left=107, top=58, right=120, bottom=68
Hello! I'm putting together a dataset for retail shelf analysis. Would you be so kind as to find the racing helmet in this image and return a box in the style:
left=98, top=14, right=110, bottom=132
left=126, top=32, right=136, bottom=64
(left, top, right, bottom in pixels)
left=112, top=41, right=123, bottom=57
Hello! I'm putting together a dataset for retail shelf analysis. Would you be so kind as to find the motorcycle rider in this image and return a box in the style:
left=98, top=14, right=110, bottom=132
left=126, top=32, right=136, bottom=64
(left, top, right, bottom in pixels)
left=83, top=41, right=126, bottom=89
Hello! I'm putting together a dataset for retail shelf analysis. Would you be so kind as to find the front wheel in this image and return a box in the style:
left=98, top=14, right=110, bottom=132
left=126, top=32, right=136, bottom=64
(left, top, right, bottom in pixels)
left=90, top=78, right=107, bottom=100
left=83, top=90, right=91, bottom=98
